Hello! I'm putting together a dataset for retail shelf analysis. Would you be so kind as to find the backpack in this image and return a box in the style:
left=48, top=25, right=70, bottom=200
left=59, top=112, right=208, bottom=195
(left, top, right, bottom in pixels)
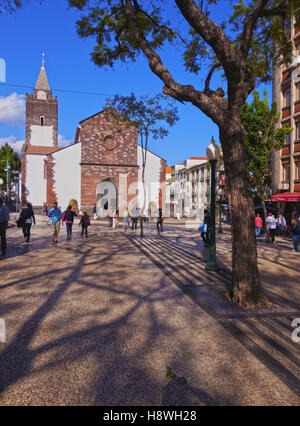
left=84, top=216, right=90, bottom=227
left=198, top=223, right=207, bottom=233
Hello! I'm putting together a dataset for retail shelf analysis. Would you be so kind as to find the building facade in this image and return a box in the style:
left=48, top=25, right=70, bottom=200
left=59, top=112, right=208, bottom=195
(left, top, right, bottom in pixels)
left=168, top=157, right=225, bottom=221
left=272, top=16, right=300, bottom=217
left=272, top=17, right=300, bottom=194
left=21, top=64, right=166, bottom=215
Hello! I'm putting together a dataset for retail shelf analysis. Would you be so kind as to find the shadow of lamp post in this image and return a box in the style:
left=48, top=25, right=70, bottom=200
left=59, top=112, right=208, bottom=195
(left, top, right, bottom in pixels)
left=205, top=137, right=221, bottom=272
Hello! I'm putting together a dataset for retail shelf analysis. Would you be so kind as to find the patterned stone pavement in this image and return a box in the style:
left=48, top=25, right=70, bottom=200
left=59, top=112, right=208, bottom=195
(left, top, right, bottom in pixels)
left=0, top=217, right=299, bottom=406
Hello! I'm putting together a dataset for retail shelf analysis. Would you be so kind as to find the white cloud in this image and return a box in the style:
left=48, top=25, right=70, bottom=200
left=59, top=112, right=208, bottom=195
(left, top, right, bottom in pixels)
left=58, top=134, right=73, bottom=147
left=0, top=136, right=24, bottom=155
left=0, top=92, right=25, bottom=126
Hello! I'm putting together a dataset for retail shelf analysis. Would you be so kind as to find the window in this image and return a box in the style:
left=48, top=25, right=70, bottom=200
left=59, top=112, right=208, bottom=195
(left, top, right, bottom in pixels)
left=286, top=133, right=291, bottom=145
left=282, top=164, right=290, bottom=181
left=40, top=116, right=44, bottom=126
left=284, top=90, right=291, bottom=107
left=296, top=162, right=300, bottom=180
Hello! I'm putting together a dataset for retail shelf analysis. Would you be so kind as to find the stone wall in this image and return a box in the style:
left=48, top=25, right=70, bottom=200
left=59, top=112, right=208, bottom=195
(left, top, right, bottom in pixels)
left=80, top=109, right=139, bottom=214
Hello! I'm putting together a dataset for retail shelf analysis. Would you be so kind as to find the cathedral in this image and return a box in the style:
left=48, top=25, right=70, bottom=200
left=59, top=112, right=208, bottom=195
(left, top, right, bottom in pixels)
left=21, top=63, right=166, bottom=216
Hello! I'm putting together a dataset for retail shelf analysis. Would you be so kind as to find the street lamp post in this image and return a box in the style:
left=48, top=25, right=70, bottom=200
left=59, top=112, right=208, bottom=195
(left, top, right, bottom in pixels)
left=205, top=137, right=220, bottom=272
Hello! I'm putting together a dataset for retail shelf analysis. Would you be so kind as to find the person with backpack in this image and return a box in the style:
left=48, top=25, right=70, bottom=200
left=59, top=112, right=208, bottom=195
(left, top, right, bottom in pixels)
left=48, top=201, right=63, bottom=244
left=79, top=212, right=90, bottom=238
left=62, top=205, right=77, bottom=239
left=201, top=209, right=210, bottom=247
left=20, top=202, right=36, bottom=243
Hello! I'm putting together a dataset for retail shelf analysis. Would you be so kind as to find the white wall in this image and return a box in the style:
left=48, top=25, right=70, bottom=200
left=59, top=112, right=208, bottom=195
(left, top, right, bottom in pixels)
left=30, top=125, right=54, bottom=147
left=26, top=154, right=47, bottom=206
left=138, top=146, right=161, bottom=213
left=52, top=143, right=81, bottom=210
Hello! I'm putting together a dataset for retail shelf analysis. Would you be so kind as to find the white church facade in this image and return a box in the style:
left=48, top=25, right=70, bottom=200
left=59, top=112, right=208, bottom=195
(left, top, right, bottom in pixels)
left=21, top=63, right=166, bottom=216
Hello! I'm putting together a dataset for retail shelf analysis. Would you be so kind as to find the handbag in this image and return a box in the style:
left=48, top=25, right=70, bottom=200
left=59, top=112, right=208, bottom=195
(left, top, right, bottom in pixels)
left=16, top=217, right=23, bottom=228
left=198, top=223, right=207, bottom=233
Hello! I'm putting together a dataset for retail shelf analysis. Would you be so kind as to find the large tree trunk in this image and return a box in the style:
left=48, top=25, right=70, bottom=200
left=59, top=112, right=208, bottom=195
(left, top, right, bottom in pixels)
left=220, top=118, right=269, bottom=309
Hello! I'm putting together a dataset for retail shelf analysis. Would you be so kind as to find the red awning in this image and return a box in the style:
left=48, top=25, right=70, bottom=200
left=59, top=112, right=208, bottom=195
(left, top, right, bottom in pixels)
left=271, top=192, right=300, bottom=202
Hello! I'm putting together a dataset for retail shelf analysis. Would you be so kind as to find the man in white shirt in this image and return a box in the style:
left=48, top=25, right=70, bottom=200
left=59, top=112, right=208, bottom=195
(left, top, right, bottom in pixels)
left=0, top=198, right=10, bottom=255
left=266, top=213, right=277, bottom=244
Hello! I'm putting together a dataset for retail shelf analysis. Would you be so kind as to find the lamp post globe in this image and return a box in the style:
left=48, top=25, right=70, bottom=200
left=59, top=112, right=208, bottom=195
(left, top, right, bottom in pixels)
left=205, top=137, right=220, bottom=272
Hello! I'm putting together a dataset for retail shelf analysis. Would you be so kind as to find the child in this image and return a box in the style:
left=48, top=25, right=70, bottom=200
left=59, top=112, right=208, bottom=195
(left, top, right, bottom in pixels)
left=79, top=212, right=90, bottom=238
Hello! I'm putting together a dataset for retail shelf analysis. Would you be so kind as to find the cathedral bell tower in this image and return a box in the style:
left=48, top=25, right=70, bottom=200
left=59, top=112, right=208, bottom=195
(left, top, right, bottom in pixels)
left=21, top=57, right=59, bottom=205
left=25, top=55, right=58, bottom=148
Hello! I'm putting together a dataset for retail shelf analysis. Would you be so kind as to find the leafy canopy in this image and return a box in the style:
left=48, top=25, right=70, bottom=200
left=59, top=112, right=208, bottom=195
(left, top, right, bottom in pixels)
left=108, top=93, right=179, bottom=140
left=68, top=0, right=300, bottom=86
left=241, top=90, right=292, bottom=200
left=0, top=143, right=21, bottom=186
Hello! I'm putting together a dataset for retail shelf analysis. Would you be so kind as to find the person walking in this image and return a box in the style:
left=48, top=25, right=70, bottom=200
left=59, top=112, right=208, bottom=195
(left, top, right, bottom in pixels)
left=79, top=212, right=90, bottom=238
left=266, top=212, right=277, bottom=244
left=277, top=213, right=286, bottom=235
left=113, top=208, right=119, bottom=228
left=157, top=208, right=164, bottom=235
left=201, top=209, right=210, bottom=247
left=0, top=198, right=10, bottom=256
left=48, top=201, right=62, bottom=244
left=254, top=213, right=263, bottom=240
left=291, top=219, right=300, bottom=252
left=124, top=208, right=130, bottom=231
left=42, top=202, right=48, bottom=216
left=62, top=205, right=77, bottom=239
left=131, top=206, right=139, bottom=230
left=107, top=208, right=113, bottom=228
left=20, top=202, right=36, bottom=243
left=93, top=204, right=98, bottom=220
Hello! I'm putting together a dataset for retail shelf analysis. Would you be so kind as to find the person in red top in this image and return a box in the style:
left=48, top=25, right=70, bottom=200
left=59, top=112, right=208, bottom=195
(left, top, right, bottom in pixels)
left=255, top=213, right=263, bottom=240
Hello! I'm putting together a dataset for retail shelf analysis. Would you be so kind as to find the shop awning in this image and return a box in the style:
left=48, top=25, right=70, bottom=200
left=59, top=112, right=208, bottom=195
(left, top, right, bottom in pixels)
left=271, top=192, right=300, bottom=202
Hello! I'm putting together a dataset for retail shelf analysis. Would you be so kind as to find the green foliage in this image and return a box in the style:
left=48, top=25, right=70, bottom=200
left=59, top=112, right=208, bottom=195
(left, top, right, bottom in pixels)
left=108, top=93, right=179, bottom=141
left=0, top=0, right=42, bottom=13
left=69, top=1, right=176, bottom=68
left=241, top=90, right=292, bottom=200
left=0, top=143, right=21, bottom=186
left=68, top=0, right=300, bottom=84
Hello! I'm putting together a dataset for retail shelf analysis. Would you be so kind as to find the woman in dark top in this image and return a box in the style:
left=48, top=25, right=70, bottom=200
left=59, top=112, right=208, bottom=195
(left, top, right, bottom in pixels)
left=20, top=203, right=35, bottom=243
left=62, top=205, right=77, bottom=238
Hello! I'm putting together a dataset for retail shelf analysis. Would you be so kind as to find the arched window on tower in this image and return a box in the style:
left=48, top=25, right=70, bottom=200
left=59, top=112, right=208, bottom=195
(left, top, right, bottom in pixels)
left=40, top=116, right=44, bottom=126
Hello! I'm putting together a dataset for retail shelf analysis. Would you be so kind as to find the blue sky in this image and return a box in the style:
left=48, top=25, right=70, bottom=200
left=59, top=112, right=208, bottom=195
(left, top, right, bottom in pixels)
left=0, top=0, right=272, bottom=165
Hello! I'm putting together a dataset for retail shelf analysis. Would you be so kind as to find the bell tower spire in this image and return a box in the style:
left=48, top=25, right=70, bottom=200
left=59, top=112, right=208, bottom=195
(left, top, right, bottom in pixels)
left=35, top=58, right=51, bottom=95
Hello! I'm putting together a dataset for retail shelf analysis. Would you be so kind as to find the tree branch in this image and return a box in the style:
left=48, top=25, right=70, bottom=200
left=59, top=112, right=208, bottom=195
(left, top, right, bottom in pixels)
left=204, top=62, right=222, bottom=92
left=240, top=0, right=270, bottom=58
left=174, top=0, right=240, bottom=79
left=124, top=0, right=227, bottom=127
left=132, top=0, right=189, bottom=47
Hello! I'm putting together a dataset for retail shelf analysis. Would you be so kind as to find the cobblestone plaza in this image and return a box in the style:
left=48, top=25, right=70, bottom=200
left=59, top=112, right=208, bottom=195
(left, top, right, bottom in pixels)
left=0, top=217, right=299, bottom=406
